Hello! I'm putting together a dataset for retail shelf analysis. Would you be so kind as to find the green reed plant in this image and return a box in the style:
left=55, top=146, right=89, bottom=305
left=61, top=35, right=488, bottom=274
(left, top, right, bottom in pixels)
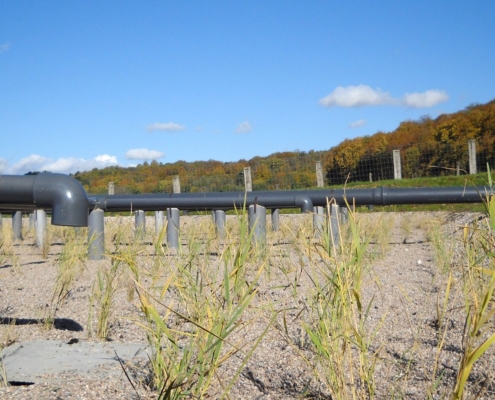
left=52, top=228, right=87, bottom=302
left=452, top=187, right=495, bottom=399
left=373, top=213, right=394, bottom=259
left=451, top=168, right=495, bottom=398
left=93, top=259, right=122, bottom=339
left=301, top=204, right=379, bottom=399
left=424, top=270, right=454, bottom=399
left=135, top=205, right=272, bottom=399
left=45, top=227, right=87, bottom=328
left=0, top=224, right=19, bottom=271
left=106, top=220, right=148, bottom=302
left=426, top=219, right=455, bottom=275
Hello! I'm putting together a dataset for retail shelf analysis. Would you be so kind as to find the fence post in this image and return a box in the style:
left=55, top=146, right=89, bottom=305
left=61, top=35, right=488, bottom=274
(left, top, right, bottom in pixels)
left=167, top=208, right=180, bottom=249
left=173, top=176, right=181, bottom=194
left=244, top=167, right=252, bottom=192
left=108, top=182, right=115, bottom=195
left=35, top=210, right=46, bottom=248
left=393, top=150, right=402, bottom=180
left=88, top=209, right=105, bottom=260
left=248, top=204, right=266, bottom=248
left=316, top=161, right=324, bottom=188
left=468, top=139, right=477, bottom=174
left=12, top=211, right=22, bottom=241
left=456, top=161, right=461, bottom=176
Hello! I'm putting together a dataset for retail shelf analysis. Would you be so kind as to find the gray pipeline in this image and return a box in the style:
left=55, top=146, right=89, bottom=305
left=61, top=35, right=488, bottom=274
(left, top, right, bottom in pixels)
left=0, top=173, right=89, bottom=226
left=90, top=193, right=314, bottom=213
left=89, top=186, right=492, bottom=212
left=1, top=173, right=491, bottom=227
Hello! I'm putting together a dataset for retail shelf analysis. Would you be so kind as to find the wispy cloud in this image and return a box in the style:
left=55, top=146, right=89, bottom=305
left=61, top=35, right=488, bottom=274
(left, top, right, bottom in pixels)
left=348, top=119, right=366, bottom=128
left=125, top=148, right=164, bottom=160
left=0, top=42, right=10, bottom=54
left=2, top=154, right=118, bottom=175
left=146, top=122, right=185, bottom=132
left=235, top=121, right=252, bottom=134
left=0, top=158, right=8, bottom=172
left=319, top=85, right=448, bottom=108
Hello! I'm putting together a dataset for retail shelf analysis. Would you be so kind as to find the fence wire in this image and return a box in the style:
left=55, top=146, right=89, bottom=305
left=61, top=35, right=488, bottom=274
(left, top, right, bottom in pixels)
left=110, top=140, right=492, bottom=194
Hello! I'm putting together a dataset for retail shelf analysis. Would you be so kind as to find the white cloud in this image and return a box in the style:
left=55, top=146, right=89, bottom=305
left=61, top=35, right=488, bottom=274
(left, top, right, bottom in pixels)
left=402, top=90, right=449, bottom=108
left=6, top=154, right=51, bottom=174
left=235, top=121, right=252, bottom=134
left=348, top=119, right=366, bottom=128
left=319, top=85, right=394, bottom=107
left=320, top=85, right=449, bottom=108
left=0, top=42, right=10, bottom=54
left=44, top=155, right=118, bottom=173
left=146, top=122, right=185, bottom=132
left=2, top=154, right=118, bottom=175
left=94, top=154, right=118, bottom=164
left=125, top=148, right=165, bottom=160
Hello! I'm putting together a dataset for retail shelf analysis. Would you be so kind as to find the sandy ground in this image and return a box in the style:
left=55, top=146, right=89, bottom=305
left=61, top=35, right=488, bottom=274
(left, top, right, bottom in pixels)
left=0, top=211, right=494, bottom=399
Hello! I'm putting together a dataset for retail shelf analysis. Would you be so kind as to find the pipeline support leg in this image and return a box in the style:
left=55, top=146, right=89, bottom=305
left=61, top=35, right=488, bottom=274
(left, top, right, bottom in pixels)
left=12, top=211, right=22, bottom=241
left=88, top=209, right=105, bottom=260
left=167, top=208, right=180, bottom=249
left=248, top=205, right=266, bottom=249
left=214, top=210, right=226, bottom=239
left=155, top=211, right=164, bottom=236
left=29, top=212, right=35, bottom=230
left=35, top=210, right=46, bottom=248
left=271, top=208, right=280, bottom=231
left=313, top=206, right=325, bottom=239
left=135, top=210, right=146, bottom=238
left=330, top=204, right=340, bottom=248
left=340, top=207, right=349, bottom=224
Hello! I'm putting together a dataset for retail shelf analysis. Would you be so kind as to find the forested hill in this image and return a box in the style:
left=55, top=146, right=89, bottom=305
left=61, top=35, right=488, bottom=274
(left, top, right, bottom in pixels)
left=74, top=99, right=495, bottom=194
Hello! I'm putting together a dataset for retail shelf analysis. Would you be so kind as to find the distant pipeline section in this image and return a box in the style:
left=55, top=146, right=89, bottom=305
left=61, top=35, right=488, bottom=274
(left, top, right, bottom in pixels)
left=89, top=186, right=493, bottom=211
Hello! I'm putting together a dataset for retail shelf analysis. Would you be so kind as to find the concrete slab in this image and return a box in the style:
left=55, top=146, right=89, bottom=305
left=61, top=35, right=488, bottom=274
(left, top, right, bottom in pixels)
left=1, top=339, right=151, bottom=384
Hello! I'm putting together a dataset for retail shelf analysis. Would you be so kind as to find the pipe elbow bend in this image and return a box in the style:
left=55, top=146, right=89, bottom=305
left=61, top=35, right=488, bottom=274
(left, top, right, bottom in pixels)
left=33, top=173, right=89, bottom=226
left=295, top=195, right=313, bottom=213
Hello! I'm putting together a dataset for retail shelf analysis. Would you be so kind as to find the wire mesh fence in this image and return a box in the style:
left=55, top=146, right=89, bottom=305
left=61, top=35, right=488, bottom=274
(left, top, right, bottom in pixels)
left=108, top=139, right=493, bottom=194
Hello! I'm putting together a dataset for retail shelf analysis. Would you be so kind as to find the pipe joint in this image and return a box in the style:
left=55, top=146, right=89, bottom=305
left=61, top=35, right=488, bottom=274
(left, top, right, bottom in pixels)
left=33, top=173, right=89, bottom=226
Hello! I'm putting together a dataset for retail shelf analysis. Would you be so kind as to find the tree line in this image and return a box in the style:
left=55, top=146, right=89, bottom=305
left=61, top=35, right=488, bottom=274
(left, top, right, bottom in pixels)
left=72, top=99, right=495, bottom=193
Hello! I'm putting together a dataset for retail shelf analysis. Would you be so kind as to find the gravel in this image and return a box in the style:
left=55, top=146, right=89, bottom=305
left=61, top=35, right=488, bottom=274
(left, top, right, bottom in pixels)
left=1, top=211, right=494, bottom=399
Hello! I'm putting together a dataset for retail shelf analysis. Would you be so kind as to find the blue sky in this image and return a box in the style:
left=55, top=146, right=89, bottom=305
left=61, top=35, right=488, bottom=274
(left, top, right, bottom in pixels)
left=1, top=1, right=494, bottom=175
